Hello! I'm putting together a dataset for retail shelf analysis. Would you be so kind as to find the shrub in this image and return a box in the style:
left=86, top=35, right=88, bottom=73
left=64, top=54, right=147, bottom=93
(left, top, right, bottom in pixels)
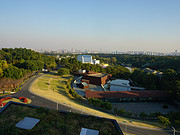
left=88, top=98, right=112, bottom=111
left=118, top=109, right=126, bottom=115
left=158, top=116, right=171, bottom=126
left=139, top=112, right=148, bottom=118
left=58, top=68, right=70, bottom=76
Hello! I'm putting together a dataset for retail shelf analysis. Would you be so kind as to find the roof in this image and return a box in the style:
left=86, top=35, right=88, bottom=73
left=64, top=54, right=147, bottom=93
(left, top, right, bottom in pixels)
left=85, top=90, right=169, bottom=98
left=86, top=73, right=109, bottom=78
left=81, top=82, right=88, bottom=86
left=78, top=55, right=92, bottom=57
left=80, top=128, right=99, bottom=135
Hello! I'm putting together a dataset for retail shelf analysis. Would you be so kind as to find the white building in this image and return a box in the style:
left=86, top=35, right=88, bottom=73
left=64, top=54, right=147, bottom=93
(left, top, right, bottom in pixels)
left=77, top=55, right=92, bottom=64
left=93, top=59, right=100, bottom=65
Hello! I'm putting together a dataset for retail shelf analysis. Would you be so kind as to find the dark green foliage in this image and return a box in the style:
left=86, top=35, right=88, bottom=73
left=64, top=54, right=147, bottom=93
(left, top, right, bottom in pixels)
left=0, top=48, right=57, bottom=79
left=88, top=98, right=113, bottom=111
left=131, top=68, right=160, bottom=90
left=58, top=68, right=70, bottom=76
left=3, top=65, right=23, bottom=79
left=139, top=112, right=148, bottom=118
left=158, top=116, right=171, bottom=127
left=117, top=109, right=126, bottom=115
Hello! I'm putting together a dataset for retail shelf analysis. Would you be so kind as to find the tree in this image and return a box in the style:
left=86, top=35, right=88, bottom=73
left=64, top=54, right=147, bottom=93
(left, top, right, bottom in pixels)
left=111, top=57, right=117, bottom=63
left=0, top=68, right=3, bottom=78
left=3, top=65, right=23, bottom=79
left=58, top=68, right=70, bottom=76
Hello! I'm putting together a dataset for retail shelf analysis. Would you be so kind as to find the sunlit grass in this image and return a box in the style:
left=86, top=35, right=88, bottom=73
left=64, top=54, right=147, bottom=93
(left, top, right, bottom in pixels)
left=31, top=74, right=162, bottom=129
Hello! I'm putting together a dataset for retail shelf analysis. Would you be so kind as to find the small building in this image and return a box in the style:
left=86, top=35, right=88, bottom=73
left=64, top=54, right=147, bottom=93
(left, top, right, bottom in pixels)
left=85, top=90, right=169, bottom=102
left=78, top=82, right=89, bottom=89
left=78, top=79, right=89, bottom=89
left=78, top=69, right=86, bottom=74
left=81, top=72, right=112, bottom=86
left=93, top=59, right=100, bottom=65
left=42, top=68, right=48, bottom=73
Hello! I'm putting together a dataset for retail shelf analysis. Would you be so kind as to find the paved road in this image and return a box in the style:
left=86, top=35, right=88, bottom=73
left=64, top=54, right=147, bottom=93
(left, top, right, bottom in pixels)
left=4, top=74, right=80, bottom=113
left=1, top=74, right=179, bottom=135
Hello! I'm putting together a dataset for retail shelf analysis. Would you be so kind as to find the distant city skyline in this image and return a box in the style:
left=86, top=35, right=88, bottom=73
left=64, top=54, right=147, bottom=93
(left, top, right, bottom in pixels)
left=0, top=0, right=180, bottom=53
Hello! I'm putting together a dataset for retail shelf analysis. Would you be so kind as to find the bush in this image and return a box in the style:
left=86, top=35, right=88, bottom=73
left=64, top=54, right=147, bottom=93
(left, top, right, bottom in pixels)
left=139, top=112, right=148, bottom=118
left=118, top=109, right=126, bottom=115
left=101, top=102, right=113, bottom=110
left=58, top=68, right=70, bottom=76
left=158, top=116, right=171, bottom=126
left=88, top=98, right=113, bottom=111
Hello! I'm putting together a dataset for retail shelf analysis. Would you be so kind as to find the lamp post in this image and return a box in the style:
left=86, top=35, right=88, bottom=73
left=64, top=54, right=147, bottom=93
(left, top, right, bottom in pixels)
left=172, top=127, right=175, bottom=135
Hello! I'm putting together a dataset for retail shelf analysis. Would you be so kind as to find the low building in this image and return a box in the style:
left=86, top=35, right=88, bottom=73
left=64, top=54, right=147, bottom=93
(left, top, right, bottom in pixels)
left=81, top=72, right=112, bottom=86
left=93, top=59, right=100, bottom=65
left=78, top=79, right=89, bottom=89
left=78, top=69, right=86, bottom=74
left=85, top=90, right=169, bottom=102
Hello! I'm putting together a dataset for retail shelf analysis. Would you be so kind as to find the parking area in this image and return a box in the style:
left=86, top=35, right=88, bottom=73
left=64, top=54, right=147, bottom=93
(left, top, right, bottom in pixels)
left=112, top=102, right=179, bottom=114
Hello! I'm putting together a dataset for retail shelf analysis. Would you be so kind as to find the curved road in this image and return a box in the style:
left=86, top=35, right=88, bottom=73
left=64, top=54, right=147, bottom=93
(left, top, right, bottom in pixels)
left=5, top=74, right=77, bottom=113
left=1, top=74, right=179, bottom=135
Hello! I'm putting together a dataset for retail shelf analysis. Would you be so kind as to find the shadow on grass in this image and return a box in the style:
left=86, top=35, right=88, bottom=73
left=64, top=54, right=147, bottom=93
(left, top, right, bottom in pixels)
left=57, top=86, right=68, bottom=96
left=62, top=76, right=72, bottom=79
left=59, top=81, right=67, bottom=85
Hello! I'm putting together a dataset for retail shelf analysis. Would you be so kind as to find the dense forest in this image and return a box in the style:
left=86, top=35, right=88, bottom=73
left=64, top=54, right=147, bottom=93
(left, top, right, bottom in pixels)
left=91, top=54, right=180, bottom=72
left=0, top=48, right=57, bottom=91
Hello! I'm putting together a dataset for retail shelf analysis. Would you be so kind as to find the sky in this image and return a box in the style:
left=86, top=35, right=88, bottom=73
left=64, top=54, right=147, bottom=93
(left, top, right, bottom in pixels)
left=0, top=0, right=180, bottom=53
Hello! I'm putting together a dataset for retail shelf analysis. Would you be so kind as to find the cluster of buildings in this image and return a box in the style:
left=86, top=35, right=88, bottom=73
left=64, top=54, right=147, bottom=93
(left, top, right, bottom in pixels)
left=34, top=48, right=180, bottom=56
left=75, top=70, right=169, bottom=103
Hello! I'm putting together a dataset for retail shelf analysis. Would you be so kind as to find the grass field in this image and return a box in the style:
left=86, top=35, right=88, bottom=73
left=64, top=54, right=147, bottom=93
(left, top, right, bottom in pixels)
left=31, top=74, right=162, bottom=129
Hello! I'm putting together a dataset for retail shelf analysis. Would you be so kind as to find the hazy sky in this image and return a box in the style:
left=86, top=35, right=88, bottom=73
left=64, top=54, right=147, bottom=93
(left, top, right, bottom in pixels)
left=0, top=0, right=180, bottom=52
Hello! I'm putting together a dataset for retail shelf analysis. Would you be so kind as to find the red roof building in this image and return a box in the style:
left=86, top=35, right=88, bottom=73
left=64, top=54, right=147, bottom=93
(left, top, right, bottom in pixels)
left=85, top=90, right=169, bottom=102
